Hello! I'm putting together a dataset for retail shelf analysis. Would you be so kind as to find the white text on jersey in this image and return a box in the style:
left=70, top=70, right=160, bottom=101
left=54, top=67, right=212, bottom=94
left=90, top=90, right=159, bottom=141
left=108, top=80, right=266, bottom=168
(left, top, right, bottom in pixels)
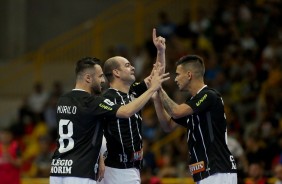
left=51, top=158, right=73, bottom=174
left=57, top=106, right=77, bottom=114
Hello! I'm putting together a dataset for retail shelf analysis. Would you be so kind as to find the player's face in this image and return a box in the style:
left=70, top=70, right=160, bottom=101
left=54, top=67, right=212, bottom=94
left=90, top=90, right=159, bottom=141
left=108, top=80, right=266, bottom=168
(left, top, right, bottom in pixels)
left=91, top=65, right=105, bottom=94
left=175, top=65, right=190, bottom=91
left=116, top=58, right=135, bottom=85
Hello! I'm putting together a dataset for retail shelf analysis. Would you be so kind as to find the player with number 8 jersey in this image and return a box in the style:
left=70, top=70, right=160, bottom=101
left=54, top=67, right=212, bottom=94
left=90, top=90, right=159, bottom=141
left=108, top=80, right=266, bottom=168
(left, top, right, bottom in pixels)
left=49, top=57, right=169, bottom=184
left=50, top=89, right=120, bottom=179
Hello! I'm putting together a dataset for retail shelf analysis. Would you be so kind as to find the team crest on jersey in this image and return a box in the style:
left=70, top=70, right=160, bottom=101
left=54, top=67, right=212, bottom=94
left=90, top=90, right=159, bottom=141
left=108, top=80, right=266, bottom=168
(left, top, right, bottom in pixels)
left=132, top=82, right=140, bottom=86
left=104, top=99, right=115, bottom=106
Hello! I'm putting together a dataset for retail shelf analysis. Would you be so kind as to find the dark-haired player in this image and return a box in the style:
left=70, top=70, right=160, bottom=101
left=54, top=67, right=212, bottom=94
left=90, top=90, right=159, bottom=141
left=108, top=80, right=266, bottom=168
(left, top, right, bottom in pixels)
left=153, top=55, right=237, bottom=184
left=49, top=57, right=169, bottom=184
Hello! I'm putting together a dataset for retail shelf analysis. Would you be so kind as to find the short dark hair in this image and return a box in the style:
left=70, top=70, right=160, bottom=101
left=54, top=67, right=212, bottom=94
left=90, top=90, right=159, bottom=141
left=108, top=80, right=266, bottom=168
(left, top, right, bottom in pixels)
left=103, top=57, right=121, bottom=82
left=75, top=57, right=101, bottom=76
left=176, top=55, right=205, bottom=77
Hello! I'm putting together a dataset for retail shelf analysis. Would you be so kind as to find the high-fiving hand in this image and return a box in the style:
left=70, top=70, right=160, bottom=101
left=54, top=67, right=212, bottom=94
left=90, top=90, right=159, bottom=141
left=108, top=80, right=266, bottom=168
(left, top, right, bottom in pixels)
left=147, top=65, right=169, bottom=92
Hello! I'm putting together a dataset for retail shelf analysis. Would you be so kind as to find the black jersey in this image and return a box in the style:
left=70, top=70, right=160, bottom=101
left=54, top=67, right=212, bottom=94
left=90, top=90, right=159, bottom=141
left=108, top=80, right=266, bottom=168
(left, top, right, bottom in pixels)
left=173, top=86, right=237, bottom=182
left=50, top=90, right=120, bottom=180
left=102, top=81, right=147, bottom=169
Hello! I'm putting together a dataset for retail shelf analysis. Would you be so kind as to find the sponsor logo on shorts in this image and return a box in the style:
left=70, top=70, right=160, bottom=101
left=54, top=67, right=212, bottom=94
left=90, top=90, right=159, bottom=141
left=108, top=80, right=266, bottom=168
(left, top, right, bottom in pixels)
left=189, top=161, right=205, bottom=175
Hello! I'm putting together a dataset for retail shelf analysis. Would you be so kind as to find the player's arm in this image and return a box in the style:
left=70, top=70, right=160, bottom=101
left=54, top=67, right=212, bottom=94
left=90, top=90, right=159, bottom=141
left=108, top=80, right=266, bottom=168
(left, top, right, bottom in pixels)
left=159, top=88, right=193, bottom=119
left=97, top=155, right=105, bottom=182
left=152, top=92, right=177, bottom=132
left=97, top=136, right=106, bottom=182
left=117, top=70, right=170, bottom=118
left=153, top=28, right=166, bottom=73
left=144, top=28, right=166, bottom=86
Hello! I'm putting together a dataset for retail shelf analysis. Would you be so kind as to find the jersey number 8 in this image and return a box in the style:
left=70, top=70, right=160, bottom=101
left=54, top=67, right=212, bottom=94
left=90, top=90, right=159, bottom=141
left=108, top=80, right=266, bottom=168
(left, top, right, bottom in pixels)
left=58, top=119, right=74, bottom=153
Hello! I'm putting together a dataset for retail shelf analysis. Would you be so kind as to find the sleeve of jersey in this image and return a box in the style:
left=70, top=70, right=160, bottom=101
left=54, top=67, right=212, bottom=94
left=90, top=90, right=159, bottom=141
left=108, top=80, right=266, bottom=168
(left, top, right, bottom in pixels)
left=172, top=116, right=189, bottom=128
left=186, top=91, right=215, bottom=114
left=92, top=96, right=120, bottom=117
left=130, top=81, right=147, bottom=97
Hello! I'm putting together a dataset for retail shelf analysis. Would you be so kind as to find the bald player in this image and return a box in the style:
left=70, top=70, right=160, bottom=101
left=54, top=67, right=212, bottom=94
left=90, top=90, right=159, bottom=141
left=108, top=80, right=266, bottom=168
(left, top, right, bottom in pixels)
left=99, top=28, right=166, bottom=184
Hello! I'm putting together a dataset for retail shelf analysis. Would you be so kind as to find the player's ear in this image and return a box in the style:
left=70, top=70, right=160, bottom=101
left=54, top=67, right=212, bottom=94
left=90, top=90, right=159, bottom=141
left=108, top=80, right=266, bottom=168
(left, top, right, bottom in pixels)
left=187, top=71, right=192, bottom=80
left=85, top=73, right=92, bottom=83
left=112, top=69, right=120, bottom=78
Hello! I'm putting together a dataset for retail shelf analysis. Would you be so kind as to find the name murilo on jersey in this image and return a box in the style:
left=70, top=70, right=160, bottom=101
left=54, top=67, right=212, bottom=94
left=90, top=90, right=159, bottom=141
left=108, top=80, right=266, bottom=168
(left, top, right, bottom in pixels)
left=57, top=105, right=77, bottom=114
left=51, top=158, right=73, bottom=174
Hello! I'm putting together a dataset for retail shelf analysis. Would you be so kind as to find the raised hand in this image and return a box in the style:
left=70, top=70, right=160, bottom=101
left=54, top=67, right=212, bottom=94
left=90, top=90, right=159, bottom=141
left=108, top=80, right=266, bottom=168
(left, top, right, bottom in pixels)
left=152, top=28, right=166, bottom=52
left=144, top=29, right=166, bottom=87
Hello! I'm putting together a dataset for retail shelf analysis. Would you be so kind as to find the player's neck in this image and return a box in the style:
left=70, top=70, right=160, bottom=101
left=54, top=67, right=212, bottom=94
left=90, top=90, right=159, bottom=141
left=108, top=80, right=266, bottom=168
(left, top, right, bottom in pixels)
left=190, top=81, right=206, bottom=97
left=110, top=81, right=130, bottom=94
left=75, top=83, right=91, bottom=94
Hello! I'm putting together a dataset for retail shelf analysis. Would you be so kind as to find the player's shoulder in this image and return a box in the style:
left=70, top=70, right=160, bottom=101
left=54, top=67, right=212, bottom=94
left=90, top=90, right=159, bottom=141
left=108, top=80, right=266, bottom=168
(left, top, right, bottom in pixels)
left=62, top=90, right=90, bottom=98
left=58, top=90, right=87, bottom=103
left=199, top=87, right=221, bottom=97
left=129, top=81, right=147, bottom=96
left=131, top=81, right=147, bottom=90
left=132, top=81, right=141, bottom=87
left=66, top=90, right=107, bottom=105
left=103, top=88, right=118, bottom=98
left=192, top=87, right=220, bottom=105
